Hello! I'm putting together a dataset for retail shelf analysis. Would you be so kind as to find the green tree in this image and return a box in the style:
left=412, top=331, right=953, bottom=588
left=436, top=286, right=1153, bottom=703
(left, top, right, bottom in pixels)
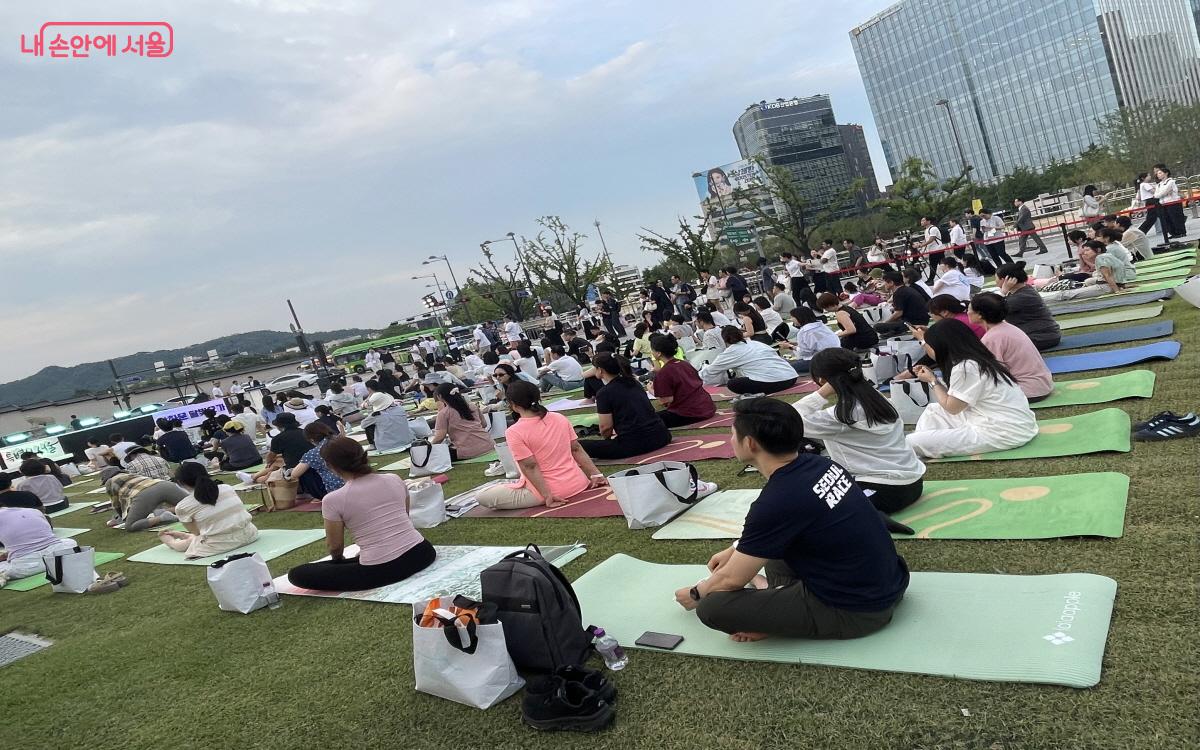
left=466, top=246, right=534, bottom=321
left=731, top=156, right=865, bottom=255
left=638, top=216, right=724, bottom=276
left=520, top=216, right=611, bottom=308
left=871, top=157, right=973, bottom=225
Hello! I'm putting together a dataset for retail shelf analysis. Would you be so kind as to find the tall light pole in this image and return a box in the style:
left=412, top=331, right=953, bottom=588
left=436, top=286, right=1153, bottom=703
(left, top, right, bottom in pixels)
left=423, top=255, right=461, bottom=297
left=412, top=273, right=448, bottom=328
left=592, top=219, right=615, bottom=269
left=935, top=98, right=971, bottom=183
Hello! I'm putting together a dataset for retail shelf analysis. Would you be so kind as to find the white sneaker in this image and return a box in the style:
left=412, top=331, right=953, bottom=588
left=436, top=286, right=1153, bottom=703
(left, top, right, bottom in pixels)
left=692, top=480, right=719, bottom=499
left=235, top=471, right=253, bottom=484
left=505, top=471, right=520, bottom=480
left=483, top=461, right=506, bottom=477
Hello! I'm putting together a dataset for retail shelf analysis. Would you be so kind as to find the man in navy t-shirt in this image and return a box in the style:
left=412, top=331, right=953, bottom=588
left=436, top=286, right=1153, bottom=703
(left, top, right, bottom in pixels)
left=674, top=398, right=909, bottom=641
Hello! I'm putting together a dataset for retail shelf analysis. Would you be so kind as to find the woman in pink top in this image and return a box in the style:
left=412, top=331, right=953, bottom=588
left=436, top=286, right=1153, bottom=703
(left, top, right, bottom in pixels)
left=430, top=383, right=493, bottom=460
left=476, top=380, right=608, bottom=510
left=969, top=293, right=1054, bottom=401
left=286, top=436, right=434, bottom=591
left=928, top=295, right=986, bottom=338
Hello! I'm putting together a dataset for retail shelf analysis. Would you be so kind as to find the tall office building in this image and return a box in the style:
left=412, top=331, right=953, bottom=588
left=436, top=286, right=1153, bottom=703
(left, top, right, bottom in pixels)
left=850, top=0, right=1200, bottom=183
left=732, top=95, right=878, bottom=217
left=839, top=124, right=882, bottom=207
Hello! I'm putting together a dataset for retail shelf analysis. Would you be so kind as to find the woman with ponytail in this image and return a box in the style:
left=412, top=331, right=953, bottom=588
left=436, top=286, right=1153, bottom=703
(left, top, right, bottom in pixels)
left=578, top=352, right=672, bottom=460
left=475, top=381, right=608, bottom=509
left=287, top=436, right=435, bottom=591
left=794, top=349, right=926, bottom=513
left=159, top=462, right=259, bottom=559
left=430, top=383, right=492, bottom=460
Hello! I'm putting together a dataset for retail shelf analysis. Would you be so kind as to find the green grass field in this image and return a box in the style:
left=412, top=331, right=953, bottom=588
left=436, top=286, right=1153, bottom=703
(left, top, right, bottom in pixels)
left=3, top=282, right=1199, bottom=749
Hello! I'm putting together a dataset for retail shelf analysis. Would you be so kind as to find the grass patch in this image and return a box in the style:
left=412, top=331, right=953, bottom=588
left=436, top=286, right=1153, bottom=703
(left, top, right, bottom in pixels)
left=2, top=292, right=1199, bottom=749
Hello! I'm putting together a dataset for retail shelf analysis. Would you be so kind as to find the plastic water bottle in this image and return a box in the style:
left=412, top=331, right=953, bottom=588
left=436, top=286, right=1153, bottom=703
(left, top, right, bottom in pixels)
left=592, top=627, right=628, bottom=670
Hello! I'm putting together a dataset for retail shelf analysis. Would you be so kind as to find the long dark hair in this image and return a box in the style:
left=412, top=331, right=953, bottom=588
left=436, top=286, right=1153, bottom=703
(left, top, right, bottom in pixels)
left=176, top=461, right=220, bottom=505
left=505, top=380, right=547, bottom=417
left=809, top=349, right=899, bottom=427
left=262, top=395, right=277, bottom=412
left=592, top=352, right=636, bottom=384
left=435, top=382, right=474, bottom=421
left=923, top=318, right=1016, bottom=386
left=790, top=306, right=821, bottom=326
left=928, top=294, right=967, bottom=317
left=733, top=301, right=766, bottom=332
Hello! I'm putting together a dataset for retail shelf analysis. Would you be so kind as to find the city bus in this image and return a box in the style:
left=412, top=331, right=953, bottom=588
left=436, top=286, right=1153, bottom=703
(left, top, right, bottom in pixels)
left=329, top=328, right=446, bottom=371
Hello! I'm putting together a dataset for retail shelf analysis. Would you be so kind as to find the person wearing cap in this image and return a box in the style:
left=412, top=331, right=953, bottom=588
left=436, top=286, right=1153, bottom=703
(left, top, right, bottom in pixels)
left=216, top=420, right=263, bottom=472
left=361, top=389, right=414, bottom=452
left=122, top=445, right=173, bottom=481
left=283, top=396, right=318, bottom=427
left=104, top=472, right=186, bottom=532
left=14, top=460, right=69, bottom=514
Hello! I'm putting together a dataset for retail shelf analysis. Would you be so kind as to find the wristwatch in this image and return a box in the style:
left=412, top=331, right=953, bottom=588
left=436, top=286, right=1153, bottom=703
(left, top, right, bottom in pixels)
left=689, top=586, right=701, bottom=602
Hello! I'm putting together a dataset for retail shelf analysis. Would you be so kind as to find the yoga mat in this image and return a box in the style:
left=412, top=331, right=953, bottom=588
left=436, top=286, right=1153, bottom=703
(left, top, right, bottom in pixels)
left=127, top=528, right=326, bottom=566
left=1032, top=371, right=1156, bottom=409
left=671, top=411, right=735, bottom=430
left=1044, top=321, right=1174, bottom=352
left=547, top=397, right=591, bottom=412
left=932, top=408, right=1131, bottom=462
left=568, top=413, right=600, bottom=427
left=1127, top=278, right=1186, bottom=293
left=591, top=434, right=736, bottom=466
left=47, top=503, right=91, bottom=518
left=1135, top=267, right=1195, bottom=283
left=461, top=483, right=622, bottom=518
left=1043, top=341, right=1180, bottom=375
left=367, top=446, right=409, bottom=457
left=1135, top=252, right=1196, bottom=269
left=51, top=527, right=89, bottom=539
left=573, top=554, right=1115, bottom=688
left=378, top=458, right=412, bottom=471
left=461, top=449, right=499, bottom=465
left=2, top=552, right=125, bottom=592
left=1046, top=290, right=1171, bottom=315
left=706, top=381, right=819, bottom=399
left=273, top=542, right=588, bottom=604
left=1056, top=305, right=1162, bottom=330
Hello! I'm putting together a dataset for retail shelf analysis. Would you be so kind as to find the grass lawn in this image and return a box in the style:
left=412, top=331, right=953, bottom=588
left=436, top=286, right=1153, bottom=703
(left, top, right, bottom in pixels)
left=3, top=279, right=1199, bottom=749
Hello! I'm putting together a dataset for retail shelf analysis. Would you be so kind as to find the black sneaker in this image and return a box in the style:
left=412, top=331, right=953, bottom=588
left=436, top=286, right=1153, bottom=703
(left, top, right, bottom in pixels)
left=522, top=676, right=614, bottom=732
left=1134, top=415, right=1200, bottom=442
left=555, top=664, right=617, bottom=705
left=1133, top=411, right=1195, bottom=432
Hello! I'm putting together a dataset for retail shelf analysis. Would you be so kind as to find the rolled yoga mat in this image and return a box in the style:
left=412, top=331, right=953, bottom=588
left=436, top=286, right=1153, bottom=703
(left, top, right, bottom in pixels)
left=128, top=528, right=326, bottom=565
left=1, top=552, right=125, bottom=592
left=573, top=554, right=1116, bottom=689
left=1043, top=321, right=1174, bottom=352
left=651, top=472, right=1129, bottom=541
left=1055, top=305, right=1162, bottom=330
left=931, top=408, right=1131, bottom=462
left=1031, top=371, right=1155, bottom=409
left=1043, top=340, right=1180, bottom=375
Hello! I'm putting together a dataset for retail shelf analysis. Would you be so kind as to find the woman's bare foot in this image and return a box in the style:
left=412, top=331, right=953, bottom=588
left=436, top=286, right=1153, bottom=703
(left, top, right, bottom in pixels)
left=750, top=574, right=769, bottom=590
left=730, top=632, right=769, bottom=643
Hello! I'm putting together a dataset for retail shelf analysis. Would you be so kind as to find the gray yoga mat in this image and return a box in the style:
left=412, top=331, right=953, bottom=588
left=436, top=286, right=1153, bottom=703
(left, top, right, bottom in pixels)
left=1047, top=290, right=1172, bottom=316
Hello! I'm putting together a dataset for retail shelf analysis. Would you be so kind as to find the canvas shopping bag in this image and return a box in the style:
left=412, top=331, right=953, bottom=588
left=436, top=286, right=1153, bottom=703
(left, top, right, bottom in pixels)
left=888, top=336, right=926, bottom=365
left=890, top=379, right=933, bottom=425
left=406, top=478, right=447, bottom=529
left=487, top=411, right=508, bottom=440
left=207, top=552, right=280, bottom=614
left=493, top=442, right=521, bottom=479
left=41, top=545, right=96, bottom=594
left=864, top=349, right=897, bottom=384
left=607, top=461, right=700, bottom=529
left=412, top=596, right=524, bottom=709
left=409, top=441, right=452, bottom=478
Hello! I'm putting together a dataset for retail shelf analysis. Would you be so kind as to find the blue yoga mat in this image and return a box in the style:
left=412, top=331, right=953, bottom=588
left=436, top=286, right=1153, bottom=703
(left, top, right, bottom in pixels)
left=1044, top=341, right=1181, bottom=375
left=1044, top=321, right=1175, bottom=352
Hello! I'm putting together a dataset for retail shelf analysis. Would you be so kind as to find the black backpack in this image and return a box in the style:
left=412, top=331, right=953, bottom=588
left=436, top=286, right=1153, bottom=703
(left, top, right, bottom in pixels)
left=480, top=545, right=593, bottom=672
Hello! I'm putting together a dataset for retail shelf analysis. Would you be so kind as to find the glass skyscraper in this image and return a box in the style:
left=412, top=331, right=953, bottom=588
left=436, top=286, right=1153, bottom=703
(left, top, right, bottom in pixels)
left=850, top=0, right=1200, bottom=183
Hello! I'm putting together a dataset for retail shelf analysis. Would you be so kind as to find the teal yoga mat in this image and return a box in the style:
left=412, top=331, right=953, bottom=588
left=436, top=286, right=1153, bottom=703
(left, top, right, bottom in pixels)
left=128, top=528, right=326, bottom=565
left=2, top=552, right=125, bottom=592
left=573, top=555, right=1116, bottom=688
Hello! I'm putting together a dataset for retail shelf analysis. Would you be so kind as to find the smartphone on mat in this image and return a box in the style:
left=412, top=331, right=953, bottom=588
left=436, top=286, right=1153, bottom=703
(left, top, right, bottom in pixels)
left=636, top=631, right=684, bottom=650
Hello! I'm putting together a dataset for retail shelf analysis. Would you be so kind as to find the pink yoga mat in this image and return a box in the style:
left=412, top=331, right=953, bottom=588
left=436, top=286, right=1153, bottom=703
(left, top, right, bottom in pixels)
left=591, top=434, right=736, bottom=466
left=465, top=484, right=622, bottom=519
left=704, top=380, right=818, bottom=399
left=672, top=411, right=734, bottom=430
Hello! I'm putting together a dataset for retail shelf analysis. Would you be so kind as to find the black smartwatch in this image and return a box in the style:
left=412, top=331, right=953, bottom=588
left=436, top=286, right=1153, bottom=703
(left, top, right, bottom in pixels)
left=689, top=586, right=701, bottom=602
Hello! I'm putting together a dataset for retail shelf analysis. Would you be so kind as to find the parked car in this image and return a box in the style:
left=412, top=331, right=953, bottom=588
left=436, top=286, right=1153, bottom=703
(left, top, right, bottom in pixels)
left=265, top=373, right=314, bottom=393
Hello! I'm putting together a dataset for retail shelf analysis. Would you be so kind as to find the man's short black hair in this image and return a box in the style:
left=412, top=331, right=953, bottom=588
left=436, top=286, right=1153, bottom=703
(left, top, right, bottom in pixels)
left=881, top=270, right=903, bottom=286
left=732, top=398, right=804, bottom=455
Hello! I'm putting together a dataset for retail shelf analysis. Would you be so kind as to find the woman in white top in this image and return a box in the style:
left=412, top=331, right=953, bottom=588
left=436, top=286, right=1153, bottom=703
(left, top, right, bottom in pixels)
left=866, top=240, right=889, bottom=265
left=1131, top=172, right=1155, bottom=207
left=698, top=326, right=798, bottom=394
left=778, top=306, right=841, bottom=375
left=930, top=256, right=972, bottom=301
left=948, top=217, right=968, bottom=250
left=158, top=463, right=258, bottom=559
left=1081, top=185, right=1102, bottom=218
left=905, top=319, right=1038, bottom=459
left=794, top=348, right=926, bottom=513
left=84, top=438, right=116, bottom=472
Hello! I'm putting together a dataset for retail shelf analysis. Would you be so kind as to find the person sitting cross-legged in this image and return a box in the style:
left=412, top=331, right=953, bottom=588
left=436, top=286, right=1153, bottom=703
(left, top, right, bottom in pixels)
left=157, top=462, right=259, bottom=559
left=673, top=397, right=910, bottom=642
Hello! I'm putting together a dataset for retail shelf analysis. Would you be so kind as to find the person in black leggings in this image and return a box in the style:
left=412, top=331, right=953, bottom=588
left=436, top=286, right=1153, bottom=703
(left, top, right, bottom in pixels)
left=817, top=293, right=879, bottom=351
left=577, top=353, right=671, bottom=461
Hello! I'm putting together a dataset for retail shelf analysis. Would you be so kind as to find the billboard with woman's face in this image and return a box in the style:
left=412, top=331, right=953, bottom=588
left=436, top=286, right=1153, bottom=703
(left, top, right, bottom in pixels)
left=692, top=159, right=764, bottom=201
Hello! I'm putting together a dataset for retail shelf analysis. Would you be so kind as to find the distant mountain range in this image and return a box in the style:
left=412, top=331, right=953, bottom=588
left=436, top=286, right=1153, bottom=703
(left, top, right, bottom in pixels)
left=0, top=328, right=374, bottom=407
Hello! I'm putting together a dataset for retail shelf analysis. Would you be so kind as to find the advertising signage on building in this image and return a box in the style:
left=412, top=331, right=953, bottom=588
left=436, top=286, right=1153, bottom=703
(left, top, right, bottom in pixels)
left=692, top=159, right=764, bottom=201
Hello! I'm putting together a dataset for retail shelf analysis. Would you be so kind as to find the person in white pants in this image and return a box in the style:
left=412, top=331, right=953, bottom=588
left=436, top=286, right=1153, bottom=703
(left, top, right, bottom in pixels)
left=0, top=506, right=77, bottom=584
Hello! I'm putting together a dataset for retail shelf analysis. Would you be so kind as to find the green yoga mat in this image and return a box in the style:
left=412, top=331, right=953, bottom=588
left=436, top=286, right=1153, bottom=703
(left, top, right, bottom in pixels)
left=1032, top=371, right=1155, bottom=409
left=128, top=528, right=326, bottom=565
left=568, top=413, right=600, bottom=427
left=573, top=555, right=1115, bottom=688
left=1056, top=305, right=1162, bottom=330
left=1127, top=278, right=1186, bottom=293
left=52, top=527, right=89, bottom=538
left=1136, top=251, right=1196, bottom=268
left=1135, top=267, right=1195, bottom=282
left=932, top=408, right=1130, bottom=463
left=2, top=552, right=125, bottom=592
left=652, top=473, right=1128, bottom=540
left=47, top=503, right=92, bottom=518
left=462, top=449, right=498, bottom=464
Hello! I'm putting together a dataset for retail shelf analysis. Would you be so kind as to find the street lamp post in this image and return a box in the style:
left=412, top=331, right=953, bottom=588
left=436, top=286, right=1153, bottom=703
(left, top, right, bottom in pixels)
left=412, top=273, right=448, bottom=328
left=423, top=255, right=462, bottom=297
left=592, top=220, right=615, bottom=269
left=935, top=98, right=971, bottom=183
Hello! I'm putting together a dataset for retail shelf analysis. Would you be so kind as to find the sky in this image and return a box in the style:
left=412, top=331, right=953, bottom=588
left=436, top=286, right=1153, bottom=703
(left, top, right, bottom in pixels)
left=0, top=0, right=898, bottom=383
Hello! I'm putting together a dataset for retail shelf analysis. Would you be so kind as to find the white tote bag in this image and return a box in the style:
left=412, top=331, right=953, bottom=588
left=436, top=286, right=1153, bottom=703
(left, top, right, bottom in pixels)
left=41, top=545, right=96, bottom=594
left=207, top=552, right=280, bottom=614
left=406, top=478, right=447, bottom=529
left=890, top=380, right=933, bottom=425
left=409, top=441, right=453, bottom=478
left=863, top=350, right=897, bottom=384
left=1175, top=274, right=1200, bottom=309
left=412, top=598, right=524, bottom=709
left=607, top=461, right=700, bottom=530
left=493, top=442, right=521, bottom=479
left=888, top=336, right=926, bottom=364
left=487, top=412, right=508, bottom=440
left=409, top=418, right=433, bottom=440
